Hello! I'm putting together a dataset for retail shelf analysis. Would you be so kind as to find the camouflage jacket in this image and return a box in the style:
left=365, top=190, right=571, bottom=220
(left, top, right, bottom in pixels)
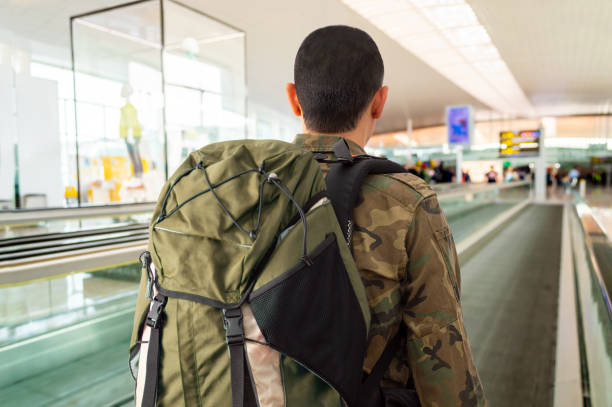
left=294, top=134, right=487, bottom=407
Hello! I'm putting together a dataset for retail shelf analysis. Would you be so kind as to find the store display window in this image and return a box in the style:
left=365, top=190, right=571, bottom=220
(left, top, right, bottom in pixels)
left=68, top=0, right=246, bottom=207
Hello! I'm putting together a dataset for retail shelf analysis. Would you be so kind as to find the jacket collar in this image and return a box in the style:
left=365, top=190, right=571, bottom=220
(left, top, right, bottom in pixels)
left=293, top=134, right=366, bottom=156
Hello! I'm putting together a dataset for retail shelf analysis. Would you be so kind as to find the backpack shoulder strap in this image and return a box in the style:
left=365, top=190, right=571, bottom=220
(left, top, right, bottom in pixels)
left=358, top=332, right=403, bottom=406
left=324, top=139, right=406, bottom=245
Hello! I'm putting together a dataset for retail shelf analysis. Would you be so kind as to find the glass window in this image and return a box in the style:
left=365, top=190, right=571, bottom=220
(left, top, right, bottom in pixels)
left=2, top=0, right=247, bottom=209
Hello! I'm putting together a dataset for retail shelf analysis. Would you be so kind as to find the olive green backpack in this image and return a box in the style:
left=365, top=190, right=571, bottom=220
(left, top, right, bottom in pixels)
left=130, top=139, right=405, bottom=407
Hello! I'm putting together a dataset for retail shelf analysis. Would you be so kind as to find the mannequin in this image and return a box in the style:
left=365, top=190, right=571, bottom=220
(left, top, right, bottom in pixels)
left=119, top=84, right=143, bottom=176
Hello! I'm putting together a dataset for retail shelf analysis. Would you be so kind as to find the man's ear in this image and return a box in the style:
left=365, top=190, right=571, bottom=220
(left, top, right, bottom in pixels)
left=371, top=86, right=389, bottom=119
left=286, top=83, right=302, bottom=117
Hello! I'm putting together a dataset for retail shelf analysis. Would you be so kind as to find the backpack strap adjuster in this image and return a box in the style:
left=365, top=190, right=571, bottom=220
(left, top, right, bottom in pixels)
left=332, top=139, right=354, bottom=164
left=146, top=294, right=167, bottom=329
left=223, top=308, right=244, bottom=345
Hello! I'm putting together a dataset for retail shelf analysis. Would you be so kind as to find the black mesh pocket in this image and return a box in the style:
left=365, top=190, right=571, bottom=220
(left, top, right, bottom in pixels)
left=249, top=233, right=367, bottom=405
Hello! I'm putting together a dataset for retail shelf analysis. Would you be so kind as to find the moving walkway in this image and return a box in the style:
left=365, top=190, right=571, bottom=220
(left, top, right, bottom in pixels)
left=0, top=182, right=610, bottom=406
left=0, top=204, right=152, bottom=406
left=0, top=204, right=152, bottom=286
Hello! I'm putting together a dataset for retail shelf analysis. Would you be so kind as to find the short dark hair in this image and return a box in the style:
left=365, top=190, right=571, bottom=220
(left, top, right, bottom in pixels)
left=294, top=25, right=384, bottom=133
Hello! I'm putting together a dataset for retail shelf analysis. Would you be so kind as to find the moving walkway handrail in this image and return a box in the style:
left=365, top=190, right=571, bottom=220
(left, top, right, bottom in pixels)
left=0, top=231, right=149, bottom=261
left=0, top=202, right=155, bottom=225
left=571, top=199, right=612, bottom=407
left=0, top=241, right=147, bottom=286
left=574, top=201, right=612, bottom=319
left=0, top=223, right=148, bottom=247
left=436, top=180, right=532, bottom=200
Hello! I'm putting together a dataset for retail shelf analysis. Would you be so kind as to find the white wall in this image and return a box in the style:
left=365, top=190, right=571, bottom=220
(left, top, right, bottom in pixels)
left=0, top=65, right=16, bottom=205
left=15, top=74, right=63, bottom=207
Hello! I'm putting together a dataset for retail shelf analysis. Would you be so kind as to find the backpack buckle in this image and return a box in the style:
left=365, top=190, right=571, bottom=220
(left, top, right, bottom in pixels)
left=223, top=308, right=244, bottom=345
left=146, top=294, right=167, bottom=329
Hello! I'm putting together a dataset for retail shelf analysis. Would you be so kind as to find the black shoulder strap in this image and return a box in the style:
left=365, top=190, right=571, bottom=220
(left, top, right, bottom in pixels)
left=141, top=294, right=167, bottom=407
left=359, top=332, right=403, bottom=406
left=325, top=139, right=406, bottom=245
left=223, top=308, right=258, bottom=407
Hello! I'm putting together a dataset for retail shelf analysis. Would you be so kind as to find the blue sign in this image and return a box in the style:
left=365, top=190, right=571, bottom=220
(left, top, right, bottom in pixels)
left=446, top=106, right=473, bottom=145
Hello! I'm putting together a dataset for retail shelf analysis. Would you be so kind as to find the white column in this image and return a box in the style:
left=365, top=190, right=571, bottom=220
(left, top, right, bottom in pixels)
left=456, top=146, right=463, bottom=183
left=534, top=151, right=546, bottom=201
left=15, top=74, right=63, bottom=207
left=535, top=118, right=555, bottom=202
left=405, top=118, right=413, bottom=166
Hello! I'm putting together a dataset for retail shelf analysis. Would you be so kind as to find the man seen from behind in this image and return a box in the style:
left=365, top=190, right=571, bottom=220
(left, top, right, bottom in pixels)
left=286, top=25, right=487, bottom=406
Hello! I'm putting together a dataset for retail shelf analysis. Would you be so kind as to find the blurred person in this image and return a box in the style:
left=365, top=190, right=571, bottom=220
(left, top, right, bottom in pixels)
left=569, top=166, right=580, bottom=187
left=442, top=163, right=454, bottom=183
left=560, top=170, right=571, bottom=194
left=425, top=164, right=435, bottom=183
left=404, top=160, right=422, bottom=179
left=405, top=164, right=422, bottom=179
left=485, top=165, right=498, bottom=183
left=286, top=25, right=486, bottom=406
left=463, top=169, right=471, bottom=183
left=432, top=161, right=453, bottom=183
left=504, top=165, right=516, bottom=183
left=432, top=162, right=444, bottom=183
left=546, top=168, right=553, bottom=187
left=563, top=166, right=580, bottom=194
left=593, top=171, right=602, bottom=185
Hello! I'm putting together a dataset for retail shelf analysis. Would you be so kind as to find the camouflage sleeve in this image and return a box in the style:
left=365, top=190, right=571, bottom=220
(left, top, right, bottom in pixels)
left=403, top=194, right=487, bottom=407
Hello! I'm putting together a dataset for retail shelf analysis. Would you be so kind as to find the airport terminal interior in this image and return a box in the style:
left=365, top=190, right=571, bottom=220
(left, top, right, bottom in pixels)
left=0, top=0, right=611, bottom=406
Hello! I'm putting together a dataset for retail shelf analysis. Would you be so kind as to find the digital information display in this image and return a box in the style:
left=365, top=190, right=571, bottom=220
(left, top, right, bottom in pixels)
left=499, top=130, right=540, bottom=157
left=446, top=105, right=473, bottom=146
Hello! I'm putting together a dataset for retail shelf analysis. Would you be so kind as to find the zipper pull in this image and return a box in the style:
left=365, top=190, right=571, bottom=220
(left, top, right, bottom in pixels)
left=346, top=219, right=353, bottom=247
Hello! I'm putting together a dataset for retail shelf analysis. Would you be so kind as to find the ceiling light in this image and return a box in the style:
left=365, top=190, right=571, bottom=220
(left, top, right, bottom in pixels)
left=458, top=44, right=499, bottom=61
left=399, top=31, right=448, bottom=53
left=421, top=4, right=477, bottom=29
left=350, top=0, right=412, bottom=18
left=443, top=25, right=491, bottom=47
left=341, top=0, right=533, bottom=116
left=371, top=12, right=431, bottom=36
left=421, top=49, right=464, bottom=66
left=473, top=59, right=508, bottom=74
left=411, top=0, right=465, bottom=7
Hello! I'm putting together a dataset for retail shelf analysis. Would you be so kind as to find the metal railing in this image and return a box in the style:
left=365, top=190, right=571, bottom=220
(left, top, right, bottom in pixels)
left=0, top=202, right=155, bottom=225
left=571, top=199, right=612, bottom=407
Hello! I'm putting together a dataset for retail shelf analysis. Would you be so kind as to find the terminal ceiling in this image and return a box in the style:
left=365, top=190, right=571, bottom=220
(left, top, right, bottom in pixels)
left=1, top=0, right=611, bottom=133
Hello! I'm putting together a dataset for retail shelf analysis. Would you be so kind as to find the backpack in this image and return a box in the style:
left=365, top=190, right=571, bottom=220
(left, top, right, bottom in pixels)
left=129, top=138, right=408, bottom=407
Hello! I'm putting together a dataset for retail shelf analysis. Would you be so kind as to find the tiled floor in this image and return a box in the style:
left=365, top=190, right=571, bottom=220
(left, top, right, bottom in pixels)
left=585, top=186, right=612, bottom=209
